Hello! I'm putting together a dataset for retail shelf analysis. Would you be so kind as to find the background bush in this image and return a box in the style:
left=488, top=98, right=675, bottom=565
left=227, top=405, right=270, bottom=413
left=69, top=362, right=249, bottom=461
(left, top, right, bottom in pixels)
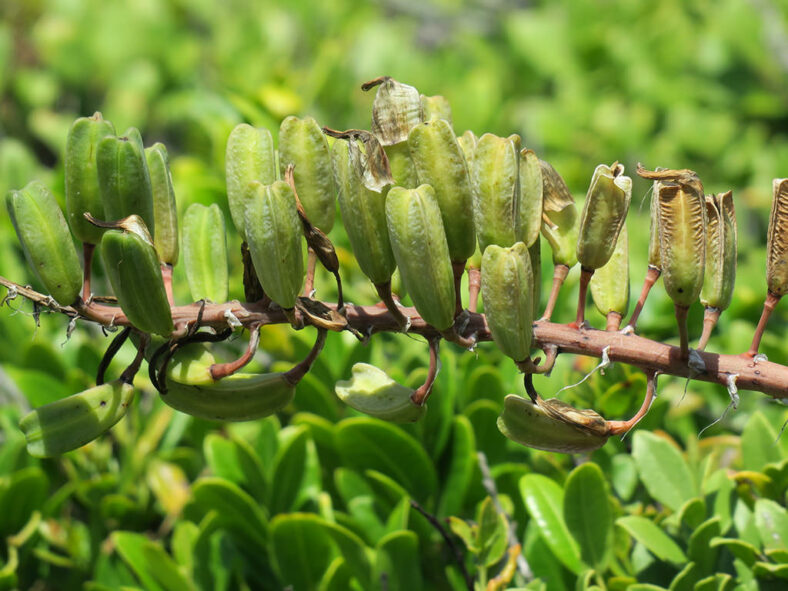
left=0, top=0, right=787, bottom=589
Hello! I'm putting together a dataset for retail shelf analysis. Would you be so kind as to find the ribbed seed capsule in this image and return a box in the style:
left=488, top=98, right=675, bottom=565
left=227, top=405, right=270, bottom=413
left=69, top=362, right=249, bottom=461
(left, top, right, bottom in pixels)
left=767, top=179, right=788, bottom=296
left=701, top=191, right=737, bottom=310
left=19, top=380, right=135, bottom=457
left=420, top=94, right=452, bottom=124
left=225, top=124, right=276, bottom=240
left=278, top=116, right=335, bottom=232
left=385, top=184, right=456, bottom=331
left=529, top=239, right=542, bottom=318
left=457, top=130, right=477, bottom=170
left=471, top=133, right=519, bottom=252
left=540, top=160, right=579, bottom=267
left=98, top=128, right=155, bottom=236
left=647, top=178, right=664, bottom=270
left=243, top=180, right=304, bottom=310
left=64, top=112, right=116, bottom=244
left=577, top=163, right=632, bottom=271
left=481, top=242, right=534, bottom=363
left=145, top=143, right=179, bottom=265
left=518, top=148, right=543, bottom=248
left=408, top=119, right=476, bottom=262
left=590, top=223, right=629, bottom=326
left=6, top=180, right=83, bottom=306
left=657, top=182, right=706, bottom=308
left=335, top=363, right=425, bottom=423
left=102, top=220, right=173, bottom=336
left=182, top=203, right=229, bottom=303
left=331, top=137, right=396, bottom=285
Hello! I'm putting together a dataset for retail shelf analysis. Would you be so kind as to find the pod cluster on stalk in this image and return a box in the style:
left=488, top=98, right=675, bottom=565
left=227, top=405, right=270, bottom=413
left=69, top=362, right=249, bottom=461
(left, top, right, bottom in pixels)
left=4, top=78, right=784, bottom=458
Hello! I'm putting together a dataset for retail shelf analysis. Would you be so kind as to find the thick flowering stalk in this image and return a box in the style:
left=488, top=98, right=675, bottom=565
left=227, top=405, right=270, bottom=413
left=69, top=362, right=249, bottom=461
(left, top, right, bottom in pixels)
left=575, top=162, right=631, bottom=326
left=698, top=191, right=737, bottom=350
left=747, top=178, right=788, bottom=357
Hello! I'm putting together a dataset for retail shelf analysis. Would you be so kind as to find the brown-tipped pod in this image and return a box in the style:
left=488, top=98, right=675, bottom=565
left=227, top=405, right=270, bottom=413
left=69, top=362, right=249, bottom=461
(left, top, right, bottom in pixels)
left=701, top=191, right=737, bottom=311
left=577, top=163, right=631, bottom=271
left=471, top=133, right=519, bottom=252
left=481, top=242, right=534, bottom=363
left=385, top=184, right=456, bottom=331
left=767, top=179, right=788, bottom=297
left=408, top=118, right=476, bottom=262
left=540, top=160, right=579, bottom=268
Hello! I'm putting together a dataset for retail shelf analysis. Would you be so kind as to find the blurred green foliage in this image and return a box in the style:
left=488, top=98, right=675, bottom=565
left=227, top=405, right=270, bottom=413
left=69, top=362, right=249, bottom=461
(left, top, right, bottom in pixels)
left=1, top=0, right=788, bottom=589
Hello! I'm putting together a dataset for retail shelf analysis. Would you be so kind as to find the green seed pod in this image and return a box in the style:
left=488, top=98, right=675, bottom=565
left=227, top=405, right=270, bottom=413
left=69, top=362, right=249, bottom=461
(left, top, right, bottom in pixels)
left=529, top=239, right=542, bottom=318
left=163, top=345, right=295, bottom=421
left=518, top=148, right=543, bottom=248
left=408, top=119, right=476, bottom=262
left=226, top=123, right=276, bottom=240
left=481, top=242, right=534, bottom=362
left=335, top=363, right=425, bottom=423
left=657, top=183, right=706, bottom=308
left=471, top=133, right=519, bottom=252
left=331, top=137, right=396, bottom=285
left=243, top=180, right=304, bottom=310
left=182, top=203, right=229, bottom=303
left=365, top=76, right=422, bottom=146
left=98, top=128, right=155, bottom=236
left=278, top=116, right=336, bottom=232
left=497, top=394, right=610, bottom=454
left=420, top=94, right=452, bottom=124
left=145, top=143, right=179, bottom=265
left=101, top=219, right=173, bottom=336
left=590, top=223, right=630, bottom=319
left=767, top=179, right=788, bottom=296
left=456, top=130, right=477, bottom=170
left=540, top=160, right=579, bottom=268
left=647, top=179, right=663, bottom=270
left=385, top=184, right=456, bottom=331
left=6, top=180, right=82, bottom=306
left=701, top=191, right=737, bottom=310
left=577, top=163, right=632, bottom=271
left=64, top=112, right=116, bottom=244
left=20, top=380, right=134, bottom=457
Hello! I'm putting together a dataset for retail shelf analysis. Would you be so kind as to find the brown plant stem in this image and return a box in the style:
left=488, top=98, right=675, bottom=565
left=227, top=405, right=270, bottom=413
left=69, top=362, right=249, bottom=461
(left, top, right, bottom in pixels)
left=96, top=327, right=132, bottom=385
left=209, top=324, right=261, bottom=380
left=746, top=292, right=782, bottom=357
left=82, top=242, right=95, bottom=302
left=606, top=311, right=623, bottom=331
left=467, top=266, right=481, bottom=313
left=697, top=307, right=721, bottom=352
left=161, top=263, right=174, bottom=306
left=2, top=275, right=787, bottom=398
left=452, top=260, right=466, bottom=315
left=412, top=337, right=440, bottom=405
left=606, top=370, right=657, bottom=435
left=284, top=328, right=328, bottom=384
left=574, top=267, right=593, bottom=328
left=626, top=265, right=661, bottom=331
left=541, top=263, right=570, bottom=321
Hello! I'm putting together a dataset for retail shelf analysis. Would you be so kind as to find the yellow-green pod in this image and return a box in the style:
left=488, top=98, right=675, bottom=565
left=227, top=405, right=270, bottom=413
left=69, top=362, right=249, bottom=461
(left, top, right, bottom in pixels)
left=420, top=94, right=452, bottom=125
left=457, top=130, right=477, bottom=170
left=243, top=180, right=304, bottom=310
left=408, top=119, right=476, bottom=262
left=182, top=203, right=229, bottom=303
left=102, top=222, right=174, bottom=336
left=590, top=223, right=629, bottom=319
left=384, top=141, right=418, bottom=188
left=481, top=242, right=533, bottom=363
left=225, top=123, right=276, bottom=240
left=577, top=163, right=631, bottom=271
left=331, top=138, right=396, bottom=285
left=335, top=363, right=425, bottom=423
left=540, top=160, right=579, bottom=268
left=658, top=183, right=706, bottom=307
left=19, top=379, right=135, bottom=457
left=517, top=148, right=543, bottom=248
left=647, top=179, right=663, bottom=269
left=471, top=133, right=519, bottom=252
left=98, top=128, right=155, bottom=236
left=6, top=180, right=82, bottom=306
left=701, top=191, right=737, bottom=310
left=529, top=238, right=542, bottom=318
left=64, top=112, right=116, bottom=244
left=145, top=143, right=179, bottom=265
left=385, top=184, right=456, bottom=331
left=497, top=395, right=609, bottom=454
left=278, top=116, right=336, bottom=232
left=767, top=179, right=788, bottom=296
